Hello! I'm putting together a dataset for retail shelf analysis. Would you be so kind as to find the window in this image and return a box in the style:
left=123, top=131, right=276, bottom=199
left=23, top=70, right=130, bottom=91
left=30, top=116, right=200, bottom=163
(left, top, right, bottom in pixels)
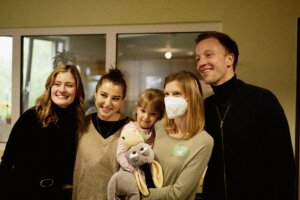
left=0, top=36, right=12, bottom=125
left=22, top=34, right=106, bottom=112
left=0, top=22, right=222, bottom=139
left=117, top=32, right=203, bottom=116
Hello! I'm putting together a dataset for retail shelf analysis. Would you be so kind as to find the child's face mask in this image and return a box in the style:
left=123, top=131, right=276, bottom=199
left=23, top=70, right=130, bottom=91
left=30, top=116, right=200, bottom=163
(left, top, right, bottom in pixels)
left=164, top=96, right=188, bottom=119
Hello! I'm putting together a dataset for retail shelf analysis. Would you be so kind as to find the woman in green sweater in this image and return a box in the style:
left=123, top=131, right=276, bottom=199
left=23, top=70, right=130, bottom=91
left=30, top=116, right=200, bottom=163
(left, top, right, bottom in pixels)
left=143, top=70, right=214, bottom=200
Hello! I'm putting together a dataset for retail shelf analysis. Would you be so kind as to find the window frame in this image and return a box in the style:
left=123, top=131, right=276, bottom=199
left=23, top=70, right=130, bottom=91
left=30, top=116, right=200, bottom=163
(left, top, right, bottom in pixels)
left=0, top=22, right=222, bottom=140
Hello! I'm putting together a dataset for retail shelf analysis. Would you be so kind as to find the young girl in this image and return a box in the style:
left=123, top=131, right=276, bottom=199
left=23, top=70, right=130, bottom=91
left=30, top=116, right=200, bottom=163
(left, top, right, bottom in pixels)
left=116, top=88, right=165, bottom=172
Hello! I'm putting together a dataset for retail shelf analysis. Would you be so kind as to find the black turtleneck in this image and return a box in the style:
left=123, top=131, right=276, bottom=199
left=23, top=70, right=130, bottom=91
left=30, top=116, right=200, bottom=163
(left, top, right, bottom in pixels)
left=52, top=103, right=76, bottom=128
left=91, top=113, right=129, bottom=139
left=211, top=75, right=237, bottom=105
left=210, top=75, right=238, bottom=119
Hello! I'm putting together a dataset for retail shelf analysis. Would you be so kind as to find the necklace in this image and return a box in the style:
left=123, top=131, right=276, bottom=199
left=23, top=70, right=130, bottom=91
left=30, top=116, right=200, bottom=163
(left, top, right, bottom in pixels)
left=216, top=104, right=231, bottom=129
left=216, top=104, right=230, bottom=200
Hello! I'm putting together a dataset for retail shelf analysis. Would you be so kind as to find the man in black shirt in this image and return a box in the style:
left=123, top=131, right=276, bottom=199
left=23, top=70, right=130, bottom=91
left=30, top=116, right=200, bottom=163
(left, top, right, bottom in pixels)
left=195, top=31, right=296, bottom=200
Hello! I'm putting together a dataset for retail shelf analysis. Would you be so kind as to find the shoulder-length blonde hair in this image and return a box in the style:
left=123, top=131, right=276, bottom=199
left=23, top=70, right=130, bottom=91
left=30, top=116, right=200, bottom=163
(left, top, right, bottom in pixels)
left=35, top=64, right=85, bottom=132
left=163, top=70, right=205, bottom=138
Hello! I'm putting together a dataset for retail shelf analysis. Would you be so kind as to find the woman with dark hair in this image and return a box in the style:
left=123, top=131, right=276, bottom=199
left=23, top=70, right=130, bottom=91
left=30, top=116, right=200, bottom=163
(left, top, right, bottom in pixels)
left=0, top=64, right=85, bottom=200
left=73, top=68, right=131, bottom=200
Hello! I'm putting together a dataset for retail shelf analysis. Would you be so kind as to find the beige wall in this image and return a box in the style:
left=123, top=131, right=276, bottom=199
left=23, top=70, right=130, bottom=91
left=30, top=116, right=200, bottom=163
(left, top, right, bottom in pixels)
left=0, top=0, right=299, bottom=146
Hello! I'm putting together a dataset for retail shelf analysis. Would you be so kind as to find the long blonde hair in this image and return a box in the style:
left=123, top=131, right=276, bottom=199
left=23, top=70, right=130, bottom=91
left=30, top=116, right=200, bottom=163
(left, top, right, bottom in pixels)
left=35, top=64, right=85, bottom=132
left=163, top=70, right=205, bottom=138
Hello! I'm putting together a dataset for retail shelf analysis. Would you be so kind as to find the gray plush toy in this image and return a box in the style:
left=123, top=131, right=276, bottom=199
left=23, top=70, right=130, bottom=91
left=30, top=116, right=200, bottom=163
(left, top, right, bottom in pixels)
left=107, top=141, right=163, bottom=200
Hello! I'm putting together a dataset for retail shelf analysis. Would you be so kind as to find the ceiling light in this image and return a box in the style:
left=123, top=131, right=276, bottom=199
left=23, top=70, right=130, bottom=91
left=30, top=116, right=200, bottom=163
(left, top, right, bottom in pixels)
left=164, top=51, right=172, bottom=59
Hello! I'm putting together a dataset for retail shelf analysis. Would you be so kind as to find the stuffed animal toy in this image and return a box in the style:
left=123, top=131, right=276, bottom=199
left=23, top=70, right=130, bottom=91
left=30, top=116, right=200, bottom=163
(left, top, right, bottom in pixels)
left=120, top=127, right=146, bottom=150
left=107, top=128, right=163, bottom=200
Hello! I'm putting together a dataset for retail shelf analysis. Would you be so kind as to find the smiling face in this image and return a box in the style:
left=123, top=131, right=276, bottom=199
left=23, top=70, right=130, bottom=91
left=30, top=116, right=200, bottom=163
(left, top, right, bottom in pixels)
left=51, top=71, right=77, bottom=108
left=136, top=105, right=160, bottom=130
left=94, top=80, right=124, bottom=121
left=195, top=37, right=235, bottom=86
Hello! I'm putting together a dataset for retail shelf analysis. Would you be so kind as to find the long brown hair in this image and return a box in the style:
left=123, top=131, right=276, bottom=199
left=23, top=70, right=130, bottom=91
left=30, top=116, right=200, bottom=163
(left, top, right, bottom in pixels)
left=163, top=70, right=205, bottom=138
left=35, top=64, right=85, bottom=132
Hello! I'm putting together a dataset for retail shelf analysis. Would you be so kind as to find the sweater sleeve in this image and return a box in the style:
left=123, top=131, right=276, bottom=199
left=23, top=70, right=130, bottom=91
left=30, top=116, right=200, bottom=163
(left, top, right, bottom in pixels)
left=0, top=109, right=36, bottom=192
left=116, top=122, right=135, bottom=172
left=116, top=137, right=135, bottom=172
left=259, top=90, right=296, bottom=199
left=0, top=109, right=35, bottom=169
left=143, top=134, right=214, bottom=200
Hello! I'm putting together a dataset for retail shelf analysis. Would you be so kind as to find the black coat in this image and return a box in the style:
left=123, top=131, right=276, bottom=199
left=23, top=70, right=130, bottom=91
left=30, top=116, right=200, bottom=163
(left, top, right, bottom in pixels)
left=203, top=76, right=296, bottom=200
left=0, top=106, right=76, bottom=200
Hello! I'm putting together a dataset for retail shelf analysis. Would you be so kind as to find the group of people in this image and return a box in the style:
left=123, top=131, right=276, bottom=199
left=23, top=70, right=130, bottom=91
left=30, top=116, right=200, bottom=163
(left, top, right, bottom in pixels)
left=0, top=31, right=296, bottom=200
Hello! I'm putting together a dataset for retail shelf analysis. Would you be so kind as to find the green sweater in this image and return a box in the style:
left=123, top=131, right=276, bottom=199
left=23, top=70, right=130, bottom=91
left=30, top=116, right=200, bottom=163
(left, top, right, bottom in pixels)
left=143, top=120, right=214, bottom=200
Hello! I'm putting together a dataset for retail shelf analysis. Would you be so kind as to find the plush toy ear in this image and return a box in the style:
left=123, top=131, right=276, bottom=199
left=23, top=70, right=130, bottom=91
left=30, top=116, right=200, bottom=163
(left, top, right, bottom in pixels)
left=134, top=169, right=150, bottom=196
left=151, top=160, right=163, bottom=188
left=122, top=129, right=145, bottom=151
left=134, top=161, right=163, bottom=196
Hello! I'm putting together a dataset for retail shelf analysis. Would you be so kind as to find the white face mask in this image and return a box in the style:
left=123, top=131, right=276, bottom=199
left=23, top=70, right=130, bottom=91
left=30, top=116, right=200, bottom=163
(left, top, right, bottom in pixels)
left=164, top=96, right=188, bottom=119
